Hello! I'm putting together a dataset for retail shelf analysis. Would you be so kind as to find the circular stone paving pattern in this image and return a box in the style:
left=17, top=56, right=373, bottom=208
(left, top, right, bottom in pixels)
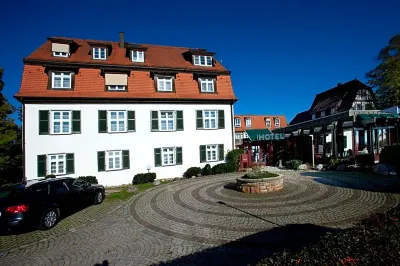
left=129, top=172, right=400, bottom=247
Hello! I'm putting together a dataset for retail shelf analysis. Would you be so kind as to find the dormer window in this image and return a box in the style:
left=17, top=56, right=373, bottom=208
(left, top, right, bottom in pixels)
left=53, top=51, right=69, bottom=57
left=193, top=55, right=213, bottom=66
left=156, top=76, right=174, bottom=92
left=51, top=43, right=70, bottom=58
left=234, top=118, right=241, bottom=127
left=132, top=50, right=145, bottom=62
left=274, top=118, right=280, bottom=127
left=105, top=73, right=128, bottom=91
left=245, top=118, right=252, bottom=128
left=312, top=114, right=316, bottom=120
left=52, top=72, right=72, bottom=89
left=199, top=77, right=215, bottom=92
left=321, top=111, right=326, bottom=117
left=93, top=47, right=107, bottom=60
left=331, top=108, right=336, bottom=114
left=265, top=119, right=271, bottom=128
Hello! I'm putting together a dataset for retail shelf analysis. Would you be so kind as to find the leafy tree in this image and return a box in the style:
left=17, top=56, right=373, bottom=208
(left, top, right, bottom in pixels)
left=0, top=68, right=22, bottom=185
left=366, top=35, right=400, bottom=109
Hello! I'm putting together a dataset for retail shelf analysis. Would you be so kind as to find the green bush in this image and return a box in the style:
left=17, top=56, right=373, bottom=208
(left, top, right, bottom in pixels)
left=212, top=163, right=227, bottom=174
left=77, top=176, right=98, bottom=184
left=355, top=153, right=375, bottom=167
left=243, top=171, right=279, bottom=179
left=132, top=173, right=156, bottom=184
left=184, top=167, right=201, bottom=178
left=45, top=174, right=56, bottom=179
left=225, top=149, right=243, bottom=172
left=380, top=144, right=400, bottom=171
left=286, top=159, right=302, bottom=170
left=202, top=164, right=212, bottom=176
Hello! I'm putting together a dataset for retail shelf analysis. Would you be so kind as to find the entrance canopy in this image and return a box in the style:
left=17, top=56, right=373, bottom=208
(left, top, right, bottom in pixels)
left=245, top=129, right=285, bottom=142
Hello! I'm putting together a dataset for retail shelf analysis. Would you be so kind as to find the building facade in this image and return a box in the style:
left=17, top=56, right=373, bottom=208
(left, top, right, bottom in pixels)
left=16, top=34, right=237, bottom=186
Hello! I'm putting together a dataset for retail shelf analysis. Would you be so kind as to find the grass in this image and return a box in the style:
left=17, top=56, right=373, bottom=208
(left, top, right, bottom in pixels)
left=243, top=171, right=279, bottom=179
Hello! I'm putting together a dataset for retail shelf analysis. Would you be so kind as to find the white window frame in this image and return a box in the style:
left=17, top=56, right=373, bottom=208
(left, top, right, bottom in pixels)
left=48, top=153, right=66, bottom=175
left=199, top=78, right=215, bottom=92
left=321, top=111, right=326, bottom=117
left=159, top=111, right=176, bottom=131
left=235, top=133, right=243, bottom=139
left=274, top=118, right=280, bottom=127
left=108, top=85, right=126, bottom=91
left=245, top=118, right=252, bottom=128
left=53, top=51, right=69, bottom=57
left=93, top=47, right=107, bottom=60
left=265, top=119, right=271, bottom=128
left=52, top=72, right=72, bottom=89
left=312, top=114, right=316, bottom=120
left=331, top=108, right=336, bottom=114
left=162, top=147, right=176, bottom=166
left=234, top=118, right=241, bottom=127
left=50, top=110, right=72, bottom=134
left=131, top=50, right=145, bottom=62
left=157, top=77, right=173, bottom=92
left=108, top=111, right=127, bottom=133
left=105, top=150, right=123, bottom=171
left=206, top=145, right=218, bottom=162
left=193, top=55, right=213, bottom=66
left=203, top=110, right=217, bottom=129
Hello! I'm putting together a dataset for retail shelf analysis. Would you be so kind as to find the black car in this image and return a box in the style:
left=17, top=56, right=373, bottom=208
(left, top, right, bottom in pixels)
left=0, top=177, right=105, bottom=231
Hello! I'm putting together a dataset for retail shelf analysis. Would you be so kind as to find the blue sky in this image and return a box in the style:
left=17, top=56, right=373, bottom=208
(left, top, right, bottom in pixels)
left=1, top=0, right=399, bottom=122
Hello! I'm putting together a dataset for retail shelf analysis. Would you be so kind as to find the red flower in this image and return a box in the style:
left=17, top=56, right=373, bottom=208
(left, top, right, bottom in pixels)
left=339, top=256, right=359, bottom=265
left=296, top=258, right=302, bottom=264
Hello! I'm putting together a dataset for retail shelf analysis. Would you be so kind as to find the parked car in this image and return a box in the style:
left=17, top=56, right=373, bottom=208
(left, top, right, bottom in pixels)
left=0, top=177, right=105, bottom=231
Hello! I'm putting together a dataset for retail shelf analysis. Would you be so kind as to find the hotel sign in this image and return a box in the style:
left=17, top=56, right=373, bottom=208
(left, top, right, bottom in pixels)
left=256, top=133, right=285, bottom=141
left=245, top=129, right=286, bottom=142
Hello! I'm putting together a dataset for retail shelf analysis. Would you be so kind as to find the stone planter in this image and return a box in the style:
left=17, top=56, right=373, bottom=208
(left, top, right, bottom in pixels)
left=236, top=175, right=283, bottom=193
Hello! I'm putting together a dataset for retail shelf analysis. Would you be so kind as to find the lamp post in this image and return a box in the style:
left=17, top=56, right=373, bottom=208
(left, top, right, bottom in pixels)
left=146, top=164, right=151, bottom=173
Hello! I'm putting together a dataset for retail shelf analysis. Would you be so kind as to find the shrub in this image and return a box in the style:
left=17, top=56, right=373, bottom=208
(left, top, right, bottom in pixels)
left=286, top=159, right=302, bottom=170
left=202, top=164, right=212, bottom=176
left=45, top=174, right=56, bottom=179
left=355, top=153, right=375, bottom=168
left=77, top=176, right=98, bottom=184
left=225, top=149, right=243, bottom=172
left=243, top=171, right=279, bottom=179
left=132, top=173, right=156, bottom=185
left=184, top=167, right=201, bottom=178
left=212, top=163, right=227, bottom=174
left=380, top=144, right=400, bottom=174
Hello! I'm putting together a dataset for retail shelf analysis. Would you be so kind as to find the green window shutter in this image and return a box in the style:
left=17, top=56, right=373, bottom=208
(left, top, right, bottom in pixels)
left=97, top=151, right=105, bottom=172
left=218, top=110, right=225, bottom=129
left=37, top=154, right=46, bottom=177
left=39, top=110, right=49, bottom=135
left=151, top=111, right=159, bottom=131
left=66, top=153, right=75, bottom=174
left=176, top=111, right=184, bottom=131
left=128, top=111, right=136, bottom=131
left=200, top=145, right=206, bottom=163
left=218, top=144, right=224, bottom=161
left=196, top=110, right=203, bottom=129
left=98, top=110, right=107, bottom=133
left=154, top=148, right=162, bottom=167
left=72, top=111, right=81, bottom=134
left=123, top=150, right=130, bottom=169
left=176, top=147, right=182, bottom=165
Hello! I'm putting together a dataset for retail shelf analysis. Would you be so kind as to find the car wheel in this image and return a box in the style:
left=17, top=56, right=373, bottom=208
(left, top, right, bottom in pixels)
left=94, top=191, right=104, bottom=205
left=39, top=208, right=59, bottom=230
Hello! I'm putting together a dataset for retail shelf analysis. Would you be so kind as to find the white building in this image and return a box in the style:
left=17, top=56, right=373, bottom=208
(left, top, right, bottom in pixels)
left=16, top=34, right=237, bottom=186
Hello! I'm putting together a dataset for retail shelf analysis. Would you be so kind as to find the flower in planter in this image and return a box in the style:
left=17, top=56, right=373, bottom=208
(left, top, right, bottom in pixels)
left=296, top=258, right=302, bottom=264
left=339, top=256, right=359, bottom=265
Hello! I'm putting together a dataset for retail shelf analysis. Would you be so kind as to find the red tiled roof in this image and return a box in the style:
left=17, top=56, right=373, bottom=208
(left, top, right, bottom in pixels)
left=16, top=37, right=236, bottom=101
left=234, top=115, right=288, bottom=132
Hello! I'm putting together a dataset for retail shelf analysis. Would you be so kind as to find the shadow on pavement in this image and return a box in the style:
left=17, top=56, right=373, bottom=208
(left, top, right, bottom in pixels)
left=94, top=260, right=109, bottom=266
left=152, top=223, right=338, bottom=266
left=300, top=171, right=400, bottom=193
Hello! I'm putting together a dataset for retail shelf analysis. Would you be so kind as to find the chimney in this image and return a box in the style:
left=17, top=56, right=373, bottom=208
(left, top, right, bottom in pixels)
left=119, top=32, right=124, bottom=48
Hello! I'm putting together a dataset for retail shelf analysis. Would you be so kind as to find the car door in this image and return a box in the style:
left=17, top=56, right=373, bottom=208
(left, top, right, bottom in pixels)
left=67, top=179, right=92, bottom=205
left=49, top=180, right=74, bottom=210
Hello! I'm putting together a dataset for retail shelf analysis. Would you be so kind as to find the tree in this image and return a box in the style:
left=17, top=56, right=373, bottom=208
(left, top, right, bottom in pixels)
left=0, top=68, right=22, bottom=185
left=366, top=35, right=400, bottom=109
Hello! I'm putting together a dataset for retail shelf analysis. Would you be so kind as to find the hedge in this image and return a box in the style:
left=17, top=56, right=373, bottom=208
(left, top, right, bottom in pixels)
left=132, top=173, right=156, bottom=184
left=212, top=163, right=227, bottom=174
left=225, top=149, right=243, bottom=172
left=78, top=176, right=98, bottom=184
left=286, top=159, right=302, bottom=170
left=380, top=144, right=400, bottom=174
left=355, top=153, right=375, bottom=167
left=185, top=167, right=201, bottom=178
left=202, top=164, right=212, bottom=176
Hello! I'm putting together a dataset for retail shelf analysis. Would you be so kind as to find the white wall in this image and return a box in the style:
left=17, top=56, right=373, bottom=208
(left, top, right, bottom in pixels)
left=343, top=129, right=353, bottom=151
left=24, top=103, right=234, bottom=186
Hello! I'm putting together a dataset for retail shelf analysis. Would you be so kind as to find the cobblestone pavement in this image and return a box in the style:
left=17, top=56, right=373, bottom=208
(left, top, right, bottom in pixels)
left=1, top=170, right=400, bottom=266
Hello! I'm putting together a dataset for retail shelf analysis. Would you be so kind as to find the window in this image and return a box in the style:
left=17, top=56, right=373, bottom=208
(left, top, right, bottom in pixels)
left=106, top=151, right=122, bottom=171
left=93, top=47, right=107, bottom=60
left=160, top=111, right=175, bottom=131
left=312, top=114, right=316, bottom=120
left=108, top=111, right=127, bottom=133
left=157, top=77, right=173, bottom=92
left=199, top=78, right=214, bottom=92
left=274, top=118, right=280, bottom=127
left=53, top=51, right=69, bottom=57
left=51, top=111, right=71, bottom=134
left=356, top=103, right=363, bottom=110
left=52, top=72, right=71, bottom=89
left=206, top=145, right=218, bottom=162
left=108, top=85, right=126, bottom=91
left=48, top=154, right=66, bottom=175
left=321, top=111, right=326, bottom=117
left=162, top=148, right=175, bottom=166
left=245, top=118, right=251, bottom=128
left=193, top=55, right=213, bottom=66
left=331, top=108, right=336, bottom=114
left=203, top=110, right=217, bottom=129
left=265, top=119, right=271, bottom=128
left=235, top=133, right=243, bottom=139
left=132, top=50, right=144, bottom=62
left=234, top=118, right=241, bottom=127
